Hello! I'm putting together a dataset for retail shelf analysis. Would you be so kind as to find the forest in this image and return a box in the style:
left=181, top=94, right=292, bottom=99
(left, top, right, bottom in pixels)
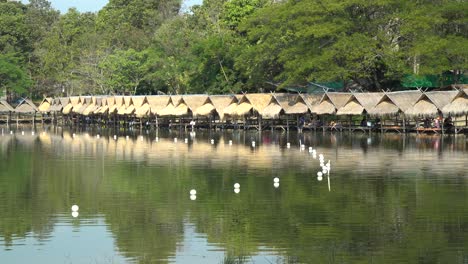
left=0, top=0, right=466, bottom=99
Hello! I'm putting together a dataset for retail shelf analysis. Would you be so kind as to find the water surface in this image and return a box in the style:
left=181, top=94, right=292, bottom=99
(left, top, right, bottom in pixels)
left=0, top=126, right=467, bottom=263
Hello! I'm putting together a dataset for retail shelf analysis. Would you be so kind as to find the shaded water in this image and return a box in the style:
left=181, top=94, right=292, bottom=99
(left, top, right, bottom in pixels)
left=0, top=126, right=467, bottom=263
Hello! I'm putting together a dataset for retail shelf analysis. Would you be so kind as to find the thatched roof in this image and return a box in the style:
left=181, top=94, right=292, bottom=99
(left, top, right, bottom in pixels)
left=405, top=91, right=457, bottom=117
left=38, top=97, right=53, bottom=113
left=15, top=99, right=38, bottom=114
left=368, top=94, right=400, bottom=116
left=300, top=94, right=322, bottom=111
left=234, top=95, right=253, bottom=116
left=260, top=95, right=283, bottom=119
left=158, top=96, right=185, bottom=116
left=183, top=95, right=209, bottom=112
left=310, top=93, right=351, bottom=115
left=135, top=97, right=151, bottom=118
left=110, top=96, right=125, bottom=114
left=336, top=93, right=383, bottom=116
left=442, top=89, right=468, bottom=116
left=147, top=95, right=170, bottom=115
left=273, top=93, right=308, bottom=115
left=208, top=95, right=236, bottom=119
left=387, top=90, right=422, bottom=112
left=192, top=97, right=216, bottom=117
left=245, top=93, right=272, bottom=113
left=0, top=100, right=14, bottom=113
left=73, top=96, right=91, bottom=114
left=49, top=98, right=65, bottom=112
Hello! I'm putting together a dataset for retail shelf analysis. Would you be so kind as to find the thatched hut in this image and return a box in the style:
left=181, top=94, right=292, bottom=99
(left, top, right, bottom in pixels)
left=48, top=98, right=64, bottom=113
left=0, top=100, right=15, bottom=122
left=62, top=96, right=78, bottom=115
left=209, top=95, right=237, bottom=120
left=300, top=94, right=321, bottom=113
left=274, top=93, right=309, bottom=115
left=442, top=89, right=468, bottom=116
left=336, top=92, right=383, bottom=116
left=310, top=93, right=351, bottom=115
left=82, top=97, right=99, bottom=116
left=193, top=97, right=216, bottom=118
left=38, top=97, right=53, bottom=113
left=117, top=96, right=131, bottom=115
left=134, top=96, right=150, bottom=118
left=158, top=95, right=182, bottom=117
left=405, top=91, right=458, bottom=117
left=74, top=96, right=92, bottom=114
left=183, top=95, right=209, bottom=117
left=147, top=95, right=170, bottom=116
left=96, top=97, right=109, bottom=114
left=260, top=94, right=283, bottom=119
left=15, top=99, right=38, bottom=114
left=245, top=93, right=272, bottom=116
left=0, top=100, right=15, bottom=113
left=368, top=90, right=421, bottom=117
left=233, top=95, right=253, bottom=117
left=110, top=96, right=124, bottom=115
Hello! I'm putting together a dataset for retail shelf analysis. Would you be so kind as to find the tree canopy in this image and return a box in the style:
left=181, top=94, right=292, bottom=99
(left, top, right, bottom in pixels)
left=0, top=0, right=465, bottom=98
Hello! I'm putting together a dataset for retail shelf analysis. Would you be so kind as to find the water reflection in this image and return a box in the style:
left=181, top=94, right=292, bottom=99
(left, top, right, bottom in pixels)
left=0, top=126, right=467, bottom=263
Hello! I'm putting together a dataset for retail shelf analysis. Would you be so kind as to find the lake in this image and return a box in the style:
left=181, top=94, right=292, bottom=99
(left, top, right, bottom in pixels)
left=0, top=126, right=467, bottom=263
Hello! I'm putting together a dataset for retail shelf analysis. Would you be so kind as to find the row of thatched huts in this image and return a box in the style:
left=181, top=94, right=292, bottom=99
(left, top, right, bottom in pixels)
left=1, top=89, right=467, bottom=132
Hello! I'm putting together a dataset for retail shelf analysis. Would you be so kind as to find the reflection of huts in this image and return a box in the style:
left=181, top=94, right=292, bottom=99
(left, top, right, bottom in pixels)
left=14, top=99, right=39, bottom=123
left=336, top=93, right=383, bottom=116
left=310, top=93, right=351, bottom=115
left=38, top=97, right=53, bottom=113
left=405, top=91, right=458, bottom=117
left=0, top=100, right=15, bottom=122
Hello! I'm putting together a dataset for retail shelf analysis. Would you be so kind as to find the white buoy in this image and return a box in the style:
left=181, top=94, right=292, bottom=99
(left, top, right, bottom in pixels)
left=22, top=131, right=25, bottom=135
left=274, top=182, right=280, bottom=188
left=234, top=183, right=240, bottom=189
left=211, top=139, right=214, bottom=144
left=185, top=138, right=188, bottom=143
left=234, top=188, right=240, bottom=194
left=251, top=141, right=256, bottom=147
left=140, top=136, right=144, bottom=141
left=317, top=175, right=323, bottom=181
left=31, top=131, right=35, bottom=135
left=71, top=205, right=79, bottom=212
left=312, top=150, right=316, bottom=155
left=301, top=144, right=305, bottom=149
left=72, top=211, right=79, bottom=218
left=190, top=189, right=197, bottom=195
left=126, top=135, right=129, bottom=140
left=309, top=147, right=313, bottom=153
left=96, top=134, right=100, bottom=139
left=312, top=153, right=317, bottom=159
left=322, top=168, right=328, bottom=174
left=155, top=137, right=159, bottom=142
left=229, top=140, right=232, bottom=145
left=174, top=138, right=177, bottom=143
left=114, top=135, right=117, bottom=140
left=286, top=142, right=291, bottom=148
left=10, top=131, right=13, bottom=134
left=190, top=194, right=197, bottom=201
left=317, top=171, right=323, bottom=177
left=72, top=133, right=75, bottom=138
left=273, top=177, right=280, bottom=183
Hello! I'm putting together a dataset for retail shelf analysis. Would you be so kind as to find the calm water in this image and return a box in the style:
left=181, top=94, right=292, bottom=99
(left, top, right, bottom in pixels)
left=0, top=126, right=467, bottom=264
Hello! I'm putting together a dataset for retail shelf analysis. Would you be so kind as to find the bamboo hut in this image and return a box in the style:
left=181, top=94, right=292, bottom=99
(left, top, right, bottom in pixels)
left=14, top=99, right=39, bottom=123
left=82, top=97, right=101, bottom=116
left=209, top=95, right=237, bottom=120
left=48, top=98, right=63, bottom=113
left=300, top=94, right=322, bottom=113
left=0, top=100, right=14, bottom=123
left=62, top=96, right=79, bottom=115
left=405, top=91, right=458, bottom=117
left=442, top=89, right=468, bottom=116
left=38, top=97, right=53, bottom=113
left=275, top=94, right=309, bottom=115
left=222, top=96, right=241, bottom=118
left=159, top=95, right=188, bottom=117
left=368, top=90, right=421, bottom=117
left=233, top=95, right=253, bottom=117
left=95, top=97, right=109, bottom=114
left=310, top=93, right=351, bottom=115
left=117, top=96, right=131, bottom=115
left=183, top=95, right=209, bottom=117
left=74, top=96, right=91, bottom=115
left=336, top=92, right=383, bottom=116
left=110, top=96, right=124, bottom=115
left=245, top=94, right=272, bottom=116
left=134, top=96, right=150, bottom=118
left=193, top=97, right=216, bottom=118
left=147, top=95, right=170, bottom=116
left=260, top=94, right=283, bottom=119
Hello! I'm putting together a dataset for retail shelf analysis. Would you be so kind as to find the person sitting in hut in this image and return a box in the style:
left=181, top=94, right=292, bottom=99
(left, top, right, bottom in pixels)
left=444, top=116, right=453, bottom=130
left=298, top=116, right=305, bottom=132
left=360, top=117, right=367, bottom=127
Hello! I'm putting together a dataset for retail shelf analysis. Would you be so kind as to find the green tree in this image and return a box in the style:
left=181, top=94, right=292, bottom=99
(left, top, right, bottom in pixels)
left=0, top=54, right=32, bottom=97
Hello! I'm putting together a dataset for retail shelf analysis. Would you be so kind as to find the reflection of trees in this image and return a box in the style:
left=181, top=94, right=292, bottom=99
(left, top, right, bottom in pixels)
left=0, top=131, right=467, bottom=263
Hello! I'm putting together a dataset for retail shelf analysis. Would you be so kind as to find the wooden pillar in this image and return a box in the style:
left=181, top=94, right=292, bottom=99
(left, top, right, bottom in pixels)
left=286, top=116, right=289, bottom=131
left=403, top=117, right=406, bottom=133
left=155, top=115, right=159, bottom=129
left=258, top=115, right=262, bottom=131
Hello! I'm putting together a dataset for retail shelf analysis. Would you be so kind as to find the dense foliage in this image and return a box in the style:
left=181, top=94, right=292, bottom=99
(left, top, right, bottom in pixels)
left=0, top=0, right=466, bottom=97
